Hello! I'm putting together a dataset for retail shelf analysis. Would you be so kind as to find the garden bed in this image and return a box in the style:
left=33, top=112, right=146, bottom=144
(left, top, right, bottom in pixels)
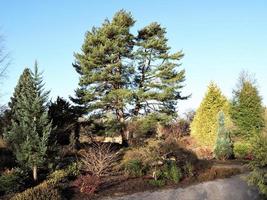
left=69, top=160, right=247, bottom=200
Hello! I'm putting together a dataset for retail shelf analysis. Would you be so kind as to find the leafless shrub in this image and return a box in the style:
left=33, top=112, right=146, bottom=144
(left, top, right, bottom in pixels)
left=79, top=142, right=118, bottom=176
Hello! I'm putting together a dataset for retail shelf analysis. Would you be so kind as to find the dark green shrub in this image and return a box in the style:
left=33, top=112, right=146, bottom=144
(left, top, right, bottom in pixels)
left=162, top=162, right=182, bottom=183
left=0, top=168, right=27, bottom=195
left=247, top=133, right=267, bottom=196
left=148, top=179, right=166, bottom=187
left=233, top=141, right=252, bottom=159
left=124, top=159, right=146, bottom=177
left=10, top=169, right=68, bottom=200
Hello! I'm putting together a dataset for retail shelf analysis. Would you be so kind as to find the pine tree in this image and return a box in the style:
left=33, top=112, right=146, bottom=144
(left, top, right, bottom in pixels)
left=71, top=10, right=135, bottom=144
left=4, top=62, right=52, bottom=181
left=72, top=11, right=189, bottom=144
left=191, top=82, right=231, bottom=148
left=214, top=111, right=233, bottom=160
left=230, top=72, right=264, bottom=138
left=133, top=22, right=188, bottom=117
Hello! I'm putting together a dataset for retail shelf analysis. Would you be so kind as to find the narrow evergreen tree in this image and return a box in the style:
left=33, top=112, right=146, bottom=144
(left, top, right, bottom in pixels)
left=4, top=62, right=52, bottom=181
left=191, top=82, right=231, bottom=148
left=214, top=111, right=233, bottom=160
left=133, top=22, right=188, bottom=117
left=230, top=72, right=265, bottom=138
left=71, top=10, right=135, bottom=144
left=8, top=69, right=34, bottom=121
left=1, top=70, right=33, bottom=136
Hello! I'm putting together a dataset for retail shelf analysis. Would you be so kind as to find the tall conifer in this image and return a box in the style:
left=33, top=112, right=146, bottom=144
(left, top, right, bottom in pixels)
left=230, top=72, right=264, bottom=138
left=72, top=11, right=189, bottom=144
left=133, top=22, right=188, bottom=117
left=4, top=62, right=52, bottom=181
left=191, top=83, right=231, bottom=148
left=72, top=10, right=135, bottom=144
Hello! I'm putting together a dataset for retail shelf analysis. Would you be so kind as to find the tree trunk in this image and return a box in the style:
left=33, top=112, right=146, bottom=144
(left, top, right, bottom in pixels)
left=33, top=165, right=38, bottom=181
left=117, top=109, right=129, bottom=147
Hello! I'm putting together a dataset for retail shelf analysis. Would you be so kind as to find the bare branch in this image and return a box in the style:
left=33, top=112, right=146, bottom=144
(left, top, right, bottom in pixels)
left=0, top=34, right=10, bottom=78
left=79, top=142, right=118, bottom=176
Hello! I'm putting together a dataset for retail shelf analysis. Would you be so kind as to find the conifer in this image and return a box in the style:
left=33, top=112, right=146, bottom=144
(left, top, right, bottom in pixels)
left=71, top=10, right=135, bottom=144
left=4, top=62, right=52, bottom=181
left=191, top=82, right=231, bottom=148
left=230, top=72, right=264, bottom=138
left=214, top=111, right=233, bottom=160
left=133, top=22, right=188, bottom=117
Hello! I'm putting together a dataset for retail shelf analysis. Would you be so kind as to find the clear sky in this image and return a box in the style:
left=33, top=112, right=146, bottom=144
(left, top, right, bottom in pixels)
left=1, top=1, right=267, bottom=115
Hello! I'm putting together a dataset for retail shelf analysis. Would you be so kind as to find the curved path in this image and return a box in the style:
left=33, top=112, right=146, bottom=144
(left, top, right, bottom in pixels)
left=103, top=174, right=263, bottom=200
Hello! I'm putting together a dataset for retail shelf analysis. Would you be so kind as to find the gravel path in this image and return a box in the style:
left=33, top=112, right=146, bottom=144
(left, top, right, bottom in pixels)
left=103, top=174, right=263, bottom=200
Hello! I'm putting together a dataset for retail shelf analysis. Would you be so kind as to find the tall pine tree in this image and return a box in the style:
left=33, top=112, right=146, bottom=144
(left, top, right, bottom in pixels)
left=71, top=10, right=135, bottom=144
left=72, top=11, right=189, bottom=144
left=4, top=62, right=52, bottom=181
left=133, top=22, right=188, bottom=117
left=230, top=72, right=264, bottom=138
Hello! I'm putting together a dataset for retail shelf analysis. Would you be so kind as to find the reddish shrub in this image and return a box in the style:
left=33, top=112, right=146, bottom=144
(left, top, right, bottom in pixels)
left=72, top=175, right=100, bottom=195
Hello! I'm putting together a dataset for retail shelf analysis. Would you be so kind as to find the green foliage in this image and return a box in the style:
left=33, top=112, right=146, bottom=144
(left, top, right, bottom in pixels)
left=214, top=111, right=233, bottom=160
left=230, top=72, right=265, bottom=138
left=249, top=133, right=267, bottom=168
left=11, top=169, right=69, bottom=200
left=162, top=161, right=182, bottom=183
left=66, top=162, right=81, bottom=178
left=4, top=62, right=52, bottom=180
left=71, top=10, right=135, bottom=139
left=122, top=139, right=163, bottom=177
left=10, top=183, right=61, bottom=200
left=149, top=162, right=182, bottom=186
left=121, top=139, right=161, bottom=168
left=247, top=133, right=267, bottom=196
left=47, top=169, right=69, bottom=185
left=128, top=113, right=171, bottom=138
left=148, top=179, right=166, bottom=187
left=0, top=107, right=11, bottom=137
left=48, top=97, right=81, bottom=146
left=183, top=161, right=194, bottom=177
left=133, top=22, right=188, bottom=117
left=247, top=169, right=267, bottom=196
left=191, top=82, right=231, bottom=148
left=124, top=159, right=145, bottom=177
left=72, top=10, right=188, bottom=140
left=233, top=141, right=252, bottom=159
left=0, top=168, right=27, bottom=195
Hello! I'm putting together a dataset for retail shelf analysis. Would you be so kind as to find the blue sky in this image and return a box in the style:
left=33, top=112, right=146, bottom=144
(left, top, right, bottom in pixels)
left=1, top=1, right=267, bottom=114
